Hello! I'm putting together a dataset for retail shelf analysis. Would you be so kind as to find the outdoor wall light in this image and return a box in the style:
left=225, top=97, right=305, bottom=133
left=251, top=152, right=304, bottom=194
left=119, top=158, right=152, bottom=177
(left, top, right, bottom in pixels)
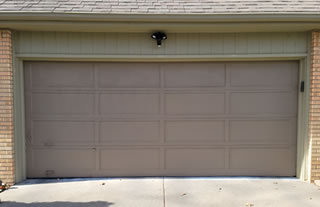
left=151, top=32, right=167, bottom=47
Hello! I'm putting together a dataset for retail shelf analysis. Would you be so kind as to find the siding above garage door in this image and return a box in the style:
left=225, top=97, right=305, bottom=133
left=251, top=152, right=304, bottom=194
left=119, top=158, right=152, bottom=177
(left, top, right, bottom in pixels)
left=24, top=61, right=298, bottom=178
left=14, top=32, right=307, bottom=56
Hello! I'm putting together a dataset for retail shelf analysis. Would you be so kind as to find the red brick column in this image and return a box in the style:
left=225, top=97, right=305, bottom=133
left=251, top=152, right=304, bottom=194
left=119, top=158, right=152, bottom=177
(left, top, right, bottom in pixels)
left=0, top=30, right=14, bottom=185
left=310, top=31, right=320, bottom=182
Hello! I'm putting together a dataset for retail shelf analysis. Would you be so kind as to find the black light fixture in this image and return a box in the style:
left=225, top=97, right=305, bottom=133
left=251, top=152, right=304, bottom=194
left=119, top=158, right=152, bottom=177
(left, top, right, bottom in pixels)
left=151, top=32, right=167, bottom=47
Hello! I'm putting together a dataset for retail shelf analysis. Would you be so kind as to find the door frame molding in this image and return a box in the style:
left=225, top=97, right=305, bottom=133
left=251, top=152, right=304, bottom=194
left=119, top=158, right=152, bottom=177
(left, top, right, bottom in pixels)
left=13, top=54, right=310, bottom=182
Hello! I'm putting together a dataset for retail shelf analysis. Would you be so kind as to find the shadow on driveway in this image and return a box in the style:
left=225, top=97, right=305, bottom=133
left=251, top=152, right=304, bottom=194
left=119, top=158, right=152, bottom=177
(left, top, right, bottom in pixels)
left=0, top=201, right=114, bottom=207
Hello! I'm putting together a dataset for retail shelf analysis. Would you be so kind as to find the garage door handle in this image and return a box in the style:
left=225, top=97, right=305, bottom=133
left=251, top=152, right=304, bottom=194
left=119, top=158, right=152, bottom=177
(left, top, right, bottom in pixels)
left=92, top=148, right=96, bottom=151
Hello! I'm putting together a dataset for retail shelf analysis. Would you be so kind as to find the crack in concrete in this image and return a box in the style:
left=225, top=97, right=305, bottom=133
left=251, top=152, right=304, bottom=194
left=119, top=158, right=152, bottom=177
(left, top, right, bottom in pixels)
left=162, top=177, right=166, bottom=207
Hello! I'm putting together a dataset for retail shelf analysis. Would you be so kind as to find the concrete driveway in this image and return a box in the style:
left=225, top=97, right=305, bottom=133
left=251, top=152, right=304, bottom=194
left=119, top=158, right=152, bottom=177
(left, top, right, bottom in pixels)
left=0, top=178, right=319, bottom=207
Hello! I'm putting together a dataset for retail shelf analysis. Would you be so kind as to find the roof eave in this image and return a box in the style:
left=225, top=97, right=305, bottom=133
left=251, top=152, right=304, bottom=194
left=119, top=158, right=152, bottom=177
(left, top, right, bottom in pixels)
left=1, top=12, right=320, bottom=23
left=1, top=12, right=320, bottom=33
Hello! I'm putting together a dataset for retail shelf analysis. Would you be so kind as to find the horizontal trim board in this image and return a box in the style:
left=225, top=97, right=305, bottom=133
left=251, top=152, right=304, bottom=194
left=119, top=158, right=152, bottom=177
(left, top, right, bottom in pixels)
left=29, top=144, right=295, bottom=148
left=2, top=13, right=320, bottom=23
left=16, top=54, right=307, bottom=62
left=5, top=21, right=320, bottom=32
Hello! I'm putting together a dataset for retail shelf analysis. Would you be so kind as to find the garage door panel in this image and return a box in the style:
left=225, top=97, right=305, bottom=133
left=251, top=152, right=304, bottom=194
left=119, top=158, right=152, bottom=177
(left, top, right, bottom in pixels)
left=229, top=62, right=297, bottom=88
left=230, top=92, right=297, bottom=115
left=165, top=120, right=225, bottom=142
left=229, top=148, right=295, bottom=173
left=97, top=63, right=160, bottom=88
left=26, top=62, right=95, bottom=89
left=165, top=93, right=225, bottom=115
left=165, top=148, right=225, bottom=169
left=32, top=93, right=94, bottom=115
left=99, top=94, right=160, bottom=115
left=100, top=149, right=160, bottom=170
left=164, top=63, right=225, bottom=88
left=30, top=148, right=96, bottom=177
left=32, top=121, right=94, bottom=145
left=99, top=121, right=160, bottom=142
left=229, top=120, right=293, bottom=143
left=25, top=61, right=298, bottom=178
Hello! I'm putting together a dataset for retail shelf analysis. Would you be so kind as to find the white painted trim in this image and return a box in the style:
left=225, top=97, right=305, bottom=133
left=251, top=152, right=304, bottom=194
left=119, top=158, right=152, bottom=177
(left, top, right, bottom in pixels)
left=2, top=13, right=320, bottom=22
left=305, top=32, right=312, bottom=182
left=16, top=54, right=308, bottom=62
left=13, top=57, right=26, bottom=183
left=296, top=57, right=310, bottom=181
left=3, top=21, right=320, bottom=33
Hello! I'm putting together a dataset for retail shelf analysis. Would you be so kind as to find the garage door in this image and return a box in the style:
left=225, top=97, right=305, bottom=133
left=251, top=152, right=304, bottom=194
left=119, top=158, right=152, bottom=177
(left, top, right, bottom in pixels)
left=25, top=61, right=298, bottom=178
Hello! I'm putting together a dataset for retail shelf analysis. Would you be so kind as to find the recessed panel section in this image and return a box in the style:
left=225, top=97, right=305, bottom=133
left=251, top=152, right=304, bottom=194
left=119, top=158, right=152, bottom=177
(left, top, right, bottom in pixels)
left=230, top=92, right=297, bottom=115
left=165, top=93, right=225, bottom=115
left=230, top=148, right=295, bottom=173
left=165, top=148, right=225, bottom=169
left=30, top=149, right=95, bottom=177
left=100, top=149, right=160, bottom=170
left=97, top=63, right=160, bottom=88
left=165, top=120, right=225, bottom=142
left=99, top=93, right=160, bottom=114
left=32, top=93, right=94, bottom=115
left=164, top=63, right=225, bottom=88
left=27, top=62, right=94, bottom=88
left=229, top=62, right=297, bottom=88
left=99, top=121, right=160, bottom=142
left=230, top=120, right=292, bottom=143
left=33, top=121, right=94, bottom=145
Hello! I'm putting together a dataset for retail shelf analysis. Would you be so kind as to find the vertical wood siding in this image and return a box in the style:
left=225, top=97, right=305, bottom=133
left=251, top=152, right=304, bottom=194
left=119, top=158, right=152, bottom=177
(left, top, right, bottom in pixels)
left=14, top=32, right=307, bottom=56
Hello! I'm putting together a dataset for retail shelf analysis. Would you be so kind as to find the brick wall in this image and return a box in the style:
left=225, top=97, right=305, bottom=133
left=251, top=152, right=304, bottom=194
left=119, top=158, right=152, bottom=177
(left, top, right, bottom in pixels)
left=0, top=30, right=14, bottom=185
left=310, top=31, right=320, bottom=182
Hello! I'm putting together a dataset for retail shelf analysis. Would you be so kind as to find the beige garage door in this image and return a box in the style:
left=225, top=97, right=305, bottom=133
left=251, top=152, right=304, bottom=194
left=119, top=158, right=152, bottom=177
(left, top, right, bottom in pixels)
left=25, top=61, right=298, bottom=178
